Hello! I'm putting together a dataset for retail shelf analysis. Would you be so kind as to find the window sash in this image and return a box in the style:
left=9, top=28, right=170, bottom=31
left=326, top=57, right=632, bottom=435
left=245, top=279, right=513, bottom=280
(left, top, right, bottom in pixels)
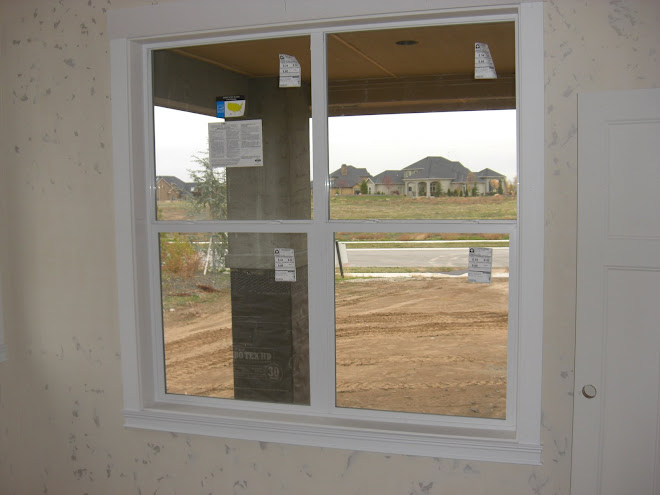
left=111, top=0, right=543, bottom=463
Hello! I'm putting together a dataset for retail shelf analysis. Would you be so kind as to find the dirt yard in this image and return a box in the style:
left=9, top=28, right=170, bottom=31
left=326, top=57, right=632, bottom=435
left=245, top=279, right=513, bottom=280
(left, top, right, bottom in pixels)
left=163, top=276, right=508, bottom=419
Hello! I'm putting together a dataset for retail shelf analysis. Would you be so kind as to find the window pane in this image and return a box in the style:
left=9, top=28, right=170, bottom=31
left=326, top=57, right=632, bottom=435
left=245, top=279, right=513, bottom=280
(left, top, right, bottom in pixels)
left=153, top=36, right=312, bottom=221
left=161, top=232, right=309, bottom=405
left=334, top=232, right=509, bottom=418
left=327, top=23, right=516, bottom=220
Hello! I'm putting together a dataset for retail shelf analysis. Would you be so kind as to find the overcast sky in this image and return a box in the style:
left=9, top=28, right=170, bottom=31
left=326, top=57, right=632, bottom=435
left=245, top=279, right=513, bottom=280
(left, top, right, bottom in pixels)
left=154, top=106, right=517, bottom=183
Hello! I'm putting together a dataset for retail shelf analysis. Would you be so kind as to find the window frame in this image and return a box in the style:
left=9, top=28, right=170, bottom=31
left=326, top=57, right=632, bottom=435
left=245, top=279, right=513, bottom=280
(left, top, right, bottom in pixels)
left=0, top=273, right=6, bottom=363
left=110, top=0, right=543, bottom=463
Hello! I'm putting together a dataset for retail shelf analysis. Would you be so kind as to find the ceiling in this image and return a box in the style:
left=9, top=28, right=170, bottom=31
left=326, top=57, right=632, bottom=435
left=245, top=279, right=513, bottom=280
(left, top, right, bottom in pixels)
left=171, top=22, right=516, bottom=115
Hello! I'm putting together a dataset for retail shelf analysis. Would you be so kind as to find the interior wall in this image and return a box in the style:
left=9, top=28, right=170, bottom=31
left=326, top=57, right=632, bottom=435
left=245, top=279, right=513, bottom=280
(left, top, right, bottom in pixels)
left=0, top=0, right=658, bottom=493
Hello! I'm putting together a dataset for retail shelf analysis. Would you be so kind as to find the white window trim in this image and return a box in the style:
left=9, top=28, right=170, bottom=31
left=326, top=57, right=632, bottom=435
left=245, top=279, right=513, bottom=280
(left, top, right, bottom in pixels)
left=110, top=0, right=543, bottom=463
left=0, top=273, right=6, bottom=363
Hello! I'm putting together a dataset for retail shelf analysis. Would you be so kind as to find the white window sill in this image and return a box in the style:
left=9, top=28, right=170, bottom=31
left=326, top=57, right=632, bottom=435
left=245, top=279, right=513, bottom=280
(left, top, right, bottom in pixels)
left=123, top=405, right=541, bottom=464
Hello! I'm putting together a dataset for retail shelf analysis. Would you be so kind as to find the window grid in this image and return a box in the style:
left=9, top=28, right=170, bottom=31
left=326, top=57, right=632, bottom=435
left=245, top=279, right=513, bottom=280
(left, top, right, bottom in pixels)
left=110, top=1, right=543, bottom=463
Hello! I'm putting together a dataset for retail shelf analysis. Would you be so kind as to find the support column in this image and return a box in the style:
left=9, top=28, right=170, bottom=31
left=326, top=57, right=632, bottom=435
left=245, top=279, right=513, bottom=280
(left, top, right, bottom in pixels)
left=226, top=78, right=311, bottom=405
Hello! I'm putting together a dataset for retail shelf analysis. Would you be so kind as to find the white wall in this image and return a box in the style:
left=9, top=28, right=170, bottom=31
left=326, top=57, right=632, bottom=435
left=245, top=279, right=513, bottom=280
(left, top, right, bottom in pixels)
left=0, top=0, right=658, bottom=493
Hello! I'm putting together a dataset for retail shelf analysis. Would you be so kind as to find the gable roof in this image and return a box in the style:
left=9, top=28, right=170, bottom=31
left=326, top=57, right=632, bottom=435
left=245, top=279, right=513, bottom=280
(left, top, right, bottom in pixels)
left=156, top=175, right=187, bottom=190
left=329, top=165, right=372, bottom=188
left=402, top=156, right=472, bottom=182
left=372, top=170, right=404, bottom=185
left=475, top=168, right=505, bottom=178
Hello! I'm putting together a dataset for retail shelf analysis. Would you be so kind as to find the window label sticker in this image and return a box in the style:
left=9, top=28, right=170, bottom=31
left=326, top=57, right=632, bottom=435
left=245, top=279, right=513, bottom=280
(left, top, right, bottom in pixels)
left=468, top=246, right=493, bottom=283
left=274, top=248, right=296, bottom=282
left=216, top=95, right=246, bottom=118
left=208, top=120, right=263, bottom=168
left=474, top=42, right=497, bottom=79
left=279, top=54, right=301, bottom=88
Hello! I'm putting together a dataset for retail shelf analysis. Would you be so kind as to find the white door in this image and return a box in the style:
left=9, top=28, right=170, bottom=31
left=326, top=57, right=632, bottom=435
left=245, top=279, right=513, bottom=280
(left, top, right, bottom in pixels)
left=572, top=88, right=660, bottom=495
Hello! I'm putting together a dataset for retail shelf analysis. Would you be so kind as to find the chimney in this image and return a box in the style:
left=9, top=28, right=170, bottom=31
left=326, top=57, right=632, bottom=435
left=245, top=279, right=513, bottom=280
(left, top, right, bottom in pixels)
left=341, top=164, right=348, bottom=176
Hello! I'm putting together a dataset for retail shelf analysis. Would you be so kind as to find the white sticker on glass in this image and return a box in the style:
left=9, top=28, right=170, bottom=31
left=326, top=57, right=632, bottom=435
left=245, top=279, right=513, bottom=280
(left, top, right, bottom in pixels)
left=279, top=54, right=301, bottom=88
left=208, top=120, right=263, bottom=168
left=474, top=42, right=497, bottom=79
left=274, top=248, right=296, bottom=282
left=468, top=247, right=493, bottom=283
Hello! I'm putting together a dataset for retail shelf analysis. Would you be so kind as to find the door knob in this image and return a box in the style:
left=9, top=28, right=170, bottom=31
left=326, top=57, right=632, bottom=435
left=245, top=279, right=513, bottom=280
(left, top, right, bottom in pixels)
left=582, top=384, right=597, bottom=399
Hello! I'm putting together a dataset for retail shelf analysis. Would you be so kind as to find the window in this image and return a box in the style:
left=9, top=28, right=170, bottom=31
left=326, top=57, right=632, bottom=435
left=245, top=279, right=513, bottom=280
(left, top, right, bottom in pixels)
left=110, top=0, right=543, bottom=463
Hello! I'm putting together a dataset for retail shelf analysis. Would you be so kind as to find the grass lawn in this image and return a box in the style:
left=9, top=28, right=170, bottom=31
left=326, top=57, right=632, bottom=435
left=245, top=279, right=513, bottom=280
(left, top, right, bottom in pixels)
left=158, top=195, right=517, bottom=222
left=330, top=194, right=516, bottom=220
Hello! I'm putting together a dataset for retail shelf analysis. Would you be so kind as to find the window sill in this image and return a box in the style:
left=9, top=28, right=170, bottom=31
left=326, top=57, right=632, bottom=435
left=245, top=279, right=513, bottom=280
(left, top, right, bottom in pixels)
left=123, top=404, right=541, bottom=464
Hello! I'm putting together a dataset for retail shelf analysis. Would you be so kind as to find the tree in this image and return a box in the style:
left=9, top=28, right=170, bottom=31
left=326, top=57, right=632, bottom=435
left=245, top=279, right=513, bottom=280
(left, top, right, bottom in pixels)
left=382, top=174, right=395, bottom=193
left=466, top=172, right=476, bottom=196
left=187, top=151, right=228, bottom=272
left=360, top=179, right=368, bottom=195
left=497, top=180, right=504, bottom=195
left=188, top=151, right=227, bottom=220
left=509, top=176, right=518, bottom=196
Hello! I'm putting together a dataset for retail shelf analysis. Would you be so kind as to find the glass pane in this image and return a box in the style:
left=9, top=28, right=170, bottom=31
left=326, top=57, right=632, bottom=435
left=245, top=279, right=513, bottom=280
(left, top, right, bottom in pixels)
left=153, top=35, right=312, bottom=221
left=327, top=23, right=517, bottom=220
left=334, top=232, right=509, bottom=418
left=161, top=232, right=309, bottom=405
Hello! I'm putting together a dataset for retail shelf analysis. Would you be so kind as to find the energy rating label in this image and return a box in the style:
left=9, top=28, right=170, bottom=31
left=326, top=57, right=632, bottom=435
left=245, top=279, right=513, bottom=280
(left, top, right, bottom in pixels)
left=274, top=248, right=296, bottom=282
left=216, top=95, right=246, bottom=118
left=279, top=54, right=301, bottom=88
left=474, top=42, right=497, bottom=79
left=468, top=247, right=493, bottom=283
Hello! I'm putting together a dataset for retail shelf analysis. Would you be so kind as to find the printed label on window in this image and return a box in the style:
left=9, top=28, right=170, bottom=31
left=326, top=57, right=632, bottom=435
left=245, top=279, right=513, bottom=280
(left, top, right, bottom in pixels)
left=279, top=54, right=301, bottom=88
left=208, top=120, right=263, bottom=167
left=274, top=248, right=296, bottom=282
left=474, top=42, right=497, bottom=79
left=468, top=247, right=493, bottom=283
left=216, top=95, right=246, bottom=118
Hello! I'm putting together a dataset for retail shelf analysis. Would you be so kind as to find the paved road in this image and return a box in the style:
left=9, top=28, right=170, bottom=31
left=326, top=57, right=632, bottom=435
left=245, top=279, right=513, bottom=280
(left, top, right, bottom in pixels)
left=343, top=247, right=509, bottom=268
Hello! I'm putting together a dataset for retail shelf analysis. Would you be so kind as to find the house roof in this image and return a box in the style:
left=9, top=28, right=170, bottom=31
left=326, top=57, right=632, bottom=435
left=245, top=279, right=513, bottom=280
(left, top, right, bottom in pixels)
left=156, top=175, right=187, bottom=190
left=329, top=165, right=372, bottom=188
left=372, top=170, right=404, bottom=185
left=403, top=156, right=472, bottom=182
left=475, top=168, right=505, bottom=178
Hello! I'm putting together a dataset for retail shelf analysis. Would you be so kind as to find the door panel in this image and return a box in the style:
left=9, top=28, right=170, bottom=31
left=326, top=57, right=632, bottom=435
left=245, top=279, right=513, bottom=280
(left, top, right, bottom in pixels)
left=573, top=88, right=660, bottom=495
left=599, top=269, right=660, bottom=495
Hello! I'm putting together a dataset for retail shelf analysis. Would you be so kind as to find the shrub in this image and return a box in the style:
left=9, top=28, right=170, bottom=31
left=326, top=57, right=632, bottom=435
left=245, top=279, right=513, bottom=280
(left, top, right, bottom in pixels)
left=160, top=234, right=200, bottom=278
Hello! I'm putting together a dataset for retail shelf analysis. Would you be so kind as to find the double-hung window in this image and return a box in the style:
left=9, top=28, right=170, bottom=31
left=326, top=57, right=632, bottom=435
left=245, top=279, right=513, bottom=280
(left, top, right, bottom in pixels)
left=110, top=0, right=543, bottom=463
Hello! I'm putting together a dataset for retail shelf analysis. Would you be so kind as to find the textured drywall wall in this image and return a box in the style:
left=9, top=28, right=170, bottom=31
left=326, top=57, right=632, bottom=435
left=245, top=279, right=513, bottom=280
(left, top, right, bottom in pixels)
left=0, top=0, right=658, bottom=493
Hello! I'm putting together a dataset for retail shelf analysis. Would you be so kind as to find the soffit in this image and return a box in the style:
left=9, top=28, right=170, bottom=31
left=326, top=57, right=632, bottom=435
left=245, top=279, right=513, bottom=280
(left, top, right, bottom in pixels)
left=173, top=21, right=515, bottom=82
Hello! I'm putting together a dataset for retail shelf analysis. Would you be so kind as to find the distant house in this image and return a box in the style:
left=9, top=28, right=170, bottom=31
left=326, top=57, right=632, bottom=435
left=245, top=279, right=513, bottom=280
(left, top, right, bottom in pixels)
left=328, top=158, right=507, bottom=197
left=370, top=170, right=405, bottom=195
left=329, top=164, right=372, bottom=195
left=474, top=168, right=507, bottom=194
left=401, top=156, right=506, bottom=197
left=156, top=175, right=189, bottom=201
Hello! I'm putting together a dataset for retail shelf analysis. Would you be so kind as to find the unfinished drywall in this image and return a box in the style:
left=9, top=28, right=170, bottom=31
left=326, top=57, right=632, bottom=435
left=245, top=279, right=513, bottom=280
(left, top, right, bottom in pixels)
left=0, top=0, right=658, bottom=493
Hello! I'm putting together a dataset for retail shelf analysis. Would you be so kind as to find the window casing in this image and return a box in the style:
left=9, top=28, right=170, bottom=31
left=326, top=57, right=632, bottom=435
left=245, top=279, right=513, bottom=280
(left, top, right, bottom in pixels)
left=110, top=0, right=543, bottom=463
left=0, top=273, right=6, bottom=363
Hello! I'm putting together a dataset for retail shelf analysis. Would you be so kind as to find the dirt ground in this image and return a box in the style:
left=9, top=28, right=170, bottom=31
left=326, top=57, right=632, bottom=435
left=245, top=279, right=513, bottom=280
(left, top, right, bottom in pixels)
left=163, top=276, right=508, bottom=419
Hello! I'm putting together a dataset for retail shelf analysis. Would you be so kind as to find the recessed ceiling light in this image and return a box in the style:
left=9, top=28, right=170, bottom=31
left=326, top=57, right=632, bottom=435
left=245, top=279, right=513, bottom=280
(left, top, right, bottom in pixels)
left=395, top=40, right=418, bottom=46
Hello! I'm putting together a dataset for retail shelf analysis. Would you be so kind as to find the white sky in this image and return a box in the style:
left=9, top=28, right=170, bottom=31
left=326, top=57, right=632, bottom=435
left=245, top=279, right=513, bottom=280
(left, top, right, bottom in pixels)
left=154, top=106, right=517, bottom=183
